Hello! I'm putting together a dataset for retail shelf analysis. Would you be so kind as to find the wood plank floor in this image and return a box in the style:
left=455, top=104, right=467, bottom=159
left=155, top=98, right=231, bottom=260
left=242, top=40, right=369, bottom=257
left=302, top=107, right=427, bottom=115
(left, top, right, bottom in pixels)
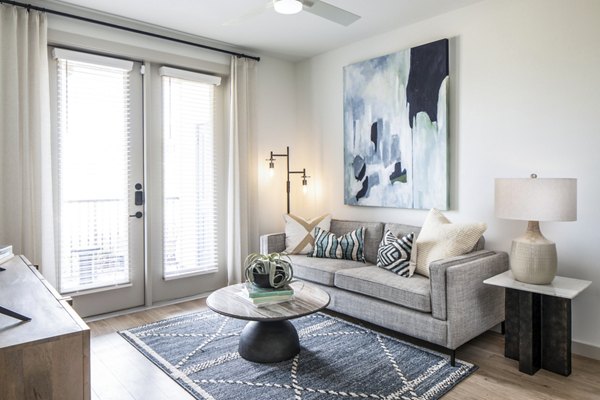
left=88, top=299, right=600, bottom=400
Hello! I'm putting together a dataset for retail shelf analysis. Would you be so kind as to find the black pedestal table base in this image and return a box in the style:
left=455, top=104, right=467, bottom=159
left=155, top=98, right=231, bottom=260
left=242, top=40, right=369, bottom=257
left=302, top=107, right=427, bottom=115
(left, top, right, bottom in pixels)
left=505, top=288, right=572, bottom=376
left=206, top=282, right=330, bottom=365
left=238, top=320, right=300, bottom=363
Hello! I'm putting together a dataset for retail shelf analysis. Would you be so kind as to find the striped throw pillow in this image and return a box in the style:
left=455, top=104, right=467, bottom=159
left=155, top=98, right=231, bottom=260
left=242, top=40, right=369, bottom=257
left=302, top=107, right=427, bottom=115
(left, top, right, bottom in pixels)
left=377, top=230, right=414, bottom=277
left=310, top=227, right=365, bottom=262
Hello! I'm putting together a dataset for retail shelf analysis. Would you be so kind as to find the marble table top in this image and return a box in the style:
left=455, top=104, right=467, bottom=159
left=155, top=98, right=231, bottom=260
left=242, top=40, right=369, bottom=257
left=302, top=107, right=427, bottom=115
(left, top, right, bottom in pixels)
left=484, top=270, right=591, bottom=299
left=206, top=280, right=330, bottom=322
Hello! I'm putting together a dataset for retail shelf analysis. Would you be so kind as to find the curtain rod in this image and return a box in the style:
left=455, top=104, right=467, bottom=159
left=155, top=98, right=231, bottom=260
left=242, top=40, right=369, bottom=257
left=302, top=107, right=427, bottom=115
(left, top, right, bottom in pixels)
left=1, top=0, right=260, bottom=62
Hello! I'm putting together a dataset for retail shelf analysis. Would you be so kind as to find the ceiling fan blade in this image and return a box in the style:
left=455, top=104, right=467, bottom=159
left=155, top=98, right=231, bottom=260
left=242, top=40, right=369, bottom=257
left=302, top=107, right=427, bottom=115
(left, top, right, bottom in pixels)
left=223, top=1, right=273, bottom=26
left=303, top=0, right=361, bottom=26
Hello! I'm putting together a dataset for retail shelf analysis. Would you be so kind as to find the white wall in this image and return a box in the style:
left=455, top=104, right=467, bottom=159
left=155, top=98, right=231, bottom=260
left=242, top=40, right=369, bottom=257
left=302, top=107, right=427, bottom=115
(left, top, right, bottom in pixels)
left=293, top=0, right=600, bottom=353
left=255, top=57, right=317, bottom=236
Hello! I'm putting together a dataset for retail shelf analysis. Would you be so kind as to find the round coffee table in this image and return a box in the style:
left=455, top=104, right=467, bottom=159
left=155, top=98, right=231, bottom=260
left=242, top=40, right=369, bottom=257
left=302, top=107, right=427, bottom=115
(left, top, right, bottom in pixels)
left=206, top=281, right=330, bottom=363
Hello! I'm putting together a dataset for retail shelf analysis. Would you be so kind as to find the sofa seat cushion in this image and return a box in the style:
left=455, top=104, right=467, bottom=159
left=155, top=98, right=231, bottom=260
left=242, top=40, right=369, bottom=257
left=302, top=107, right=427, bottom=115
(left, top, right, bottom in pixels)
left=289, top=255, right=368, bottom=287
left=334, top=266, right=431, bottom=312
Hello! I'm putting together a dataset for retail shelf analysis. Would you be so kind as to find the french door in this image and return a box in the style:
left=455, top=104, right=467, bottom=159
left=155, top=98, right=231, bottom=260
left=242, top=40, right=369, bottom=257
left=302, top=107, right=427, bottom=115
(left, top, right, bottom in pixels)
left=52, top=49, right=145, bottom=316
left=51, top=48, right=227, bottom=317
left=146, top=65, right=226, bottom=304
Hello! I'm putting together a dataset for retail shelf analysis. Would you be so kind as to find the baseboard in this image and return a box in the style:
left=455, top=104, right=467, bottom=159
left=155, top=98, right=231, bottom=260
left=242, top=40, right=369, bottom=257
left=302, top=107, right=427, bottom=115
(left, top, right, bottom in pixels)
left=489, top=324, right=600, bottom=362
left=572, top=339, right=600, bottom=361
left=84, top=291, right=212, bottom=322
left=490, top=324, right=600, bottom=360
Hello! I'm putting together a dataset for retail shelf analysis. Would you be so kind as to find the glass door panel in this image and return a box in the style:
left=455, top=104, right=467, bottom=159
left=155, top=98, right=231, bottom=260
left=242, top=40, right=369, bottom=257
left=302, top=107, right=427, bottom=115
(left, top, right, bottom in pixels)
left=53, top=48, right=144, bottom=316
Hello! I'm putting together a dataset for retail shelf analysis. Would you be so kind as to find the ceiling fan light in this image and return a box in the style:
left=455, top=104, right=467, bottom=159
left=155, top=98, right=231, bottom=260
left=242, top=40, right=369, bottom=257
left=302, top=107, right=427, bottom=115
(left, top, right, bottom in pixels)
left=273, top=0, right=303, bottom=15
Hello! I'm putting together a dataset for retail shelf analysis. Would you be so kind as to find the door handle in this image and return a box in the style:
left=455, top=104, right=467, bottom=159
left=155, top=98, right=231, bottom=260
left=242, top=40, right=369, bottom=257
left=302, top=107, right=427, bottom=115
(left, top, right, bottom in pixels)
left=129, top=211, right=143, bottom=218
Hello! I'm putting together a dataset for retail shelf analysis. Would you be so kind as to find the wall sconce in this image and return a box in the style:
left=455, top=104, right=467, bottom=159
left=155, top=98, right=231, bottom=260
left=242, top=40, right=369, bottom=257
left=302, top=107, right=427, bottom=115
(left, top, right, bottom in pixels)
left=267, top=146, right=309, bottom=214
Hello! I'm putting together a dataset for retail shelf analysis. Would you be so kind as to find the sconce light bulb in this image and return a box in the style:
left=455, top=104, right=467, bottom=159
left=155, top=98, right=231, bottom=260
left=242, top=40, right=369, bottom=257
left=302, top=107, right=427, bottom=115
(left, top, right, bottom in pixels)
left=302, top=184, right=308, bottom=194
left=269, top=167, right=275, bottom=178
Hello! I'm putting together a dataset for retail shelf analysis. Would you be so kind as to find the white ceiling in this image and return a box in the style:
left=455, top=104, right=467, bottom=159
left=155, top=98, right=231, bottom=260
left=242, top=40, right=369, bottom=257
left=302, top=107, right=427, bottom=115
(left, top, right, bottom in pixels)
left=50, top=0, right=484, bottom=61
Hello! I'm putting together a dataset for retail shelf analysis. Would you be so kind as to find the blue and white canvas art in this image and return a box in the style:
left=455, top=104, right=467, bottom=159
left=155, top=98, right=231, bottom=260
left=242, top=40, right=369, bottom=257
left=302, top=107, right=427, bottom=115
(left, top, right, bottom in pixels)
left=343, top=39, right=449, bottom=209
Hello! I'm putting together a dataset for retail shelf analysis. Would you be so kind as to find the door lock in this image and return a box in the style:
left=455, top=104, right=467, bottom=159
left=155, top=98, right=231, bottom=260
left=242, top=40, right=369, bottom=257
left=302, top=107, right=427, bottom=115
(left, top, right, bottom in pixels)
left=134, top=183, right=144, bottom=206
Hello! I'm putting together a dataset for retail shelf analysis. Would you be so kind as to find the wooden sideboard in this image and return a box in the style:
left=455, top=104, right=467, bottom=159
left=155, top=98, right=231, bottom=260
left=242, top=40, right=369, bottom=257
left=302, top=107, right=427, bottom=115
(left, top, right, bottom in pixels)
left=0, top=255, right=90, bottom=400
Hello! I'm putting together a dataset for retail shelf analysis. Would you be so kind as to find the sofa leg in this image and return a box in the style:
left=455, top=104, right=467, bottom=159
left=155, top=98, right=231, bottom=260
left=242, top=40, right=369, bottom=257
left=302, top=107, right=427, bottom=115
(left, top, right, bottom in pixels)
left=450, top=350, right=456, bottom=367
left=501, top=320, right=506, bottom=335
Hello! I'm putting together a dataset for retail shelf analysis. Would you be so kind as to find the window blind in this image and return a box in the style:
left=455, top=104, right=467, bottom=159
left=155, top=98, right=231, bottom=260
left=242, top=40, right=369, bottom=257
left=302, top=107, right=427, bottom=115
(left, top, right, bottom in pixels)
left=162, top=69, right=219, bottom=279
left=55, top=51, right=133, bottom=293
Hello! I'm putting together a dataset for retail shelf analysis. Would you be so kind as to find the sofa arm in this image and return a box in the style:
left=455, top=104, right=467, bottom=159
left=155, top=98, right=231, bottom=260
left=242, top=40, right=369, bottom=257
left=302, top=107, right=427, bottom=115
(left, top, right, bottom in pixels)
left=430, top=250, right=509, bottom=349
left=429, top=250, right=498, bottom=320
left=259, top=232, right=286, bottom=254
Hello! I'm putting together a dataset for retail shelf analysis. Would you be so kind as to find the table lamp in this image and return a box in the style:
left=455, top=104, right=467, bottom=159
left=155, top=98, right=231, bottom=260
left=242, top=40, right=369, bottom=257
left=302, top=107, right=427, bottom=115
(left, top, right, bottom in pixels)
left=495, top=174, right=577, bottom=284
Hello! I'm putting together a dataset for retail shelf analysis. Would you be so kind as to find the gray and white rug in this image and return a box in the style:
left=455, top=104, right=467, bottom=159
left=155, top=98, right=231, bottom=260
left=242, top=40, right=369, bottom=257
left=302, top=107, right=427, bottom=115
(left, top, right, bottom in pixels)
left=120, top=311, right=476, bottom=399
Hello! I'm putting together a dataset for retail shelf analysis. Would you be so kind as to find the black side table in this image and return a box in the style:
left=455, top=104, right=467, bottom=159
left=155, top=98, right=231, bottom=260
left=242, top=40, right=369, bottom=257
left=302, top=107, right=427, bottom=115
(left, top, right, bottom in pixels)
left=484, top=271, right=591, bottom=376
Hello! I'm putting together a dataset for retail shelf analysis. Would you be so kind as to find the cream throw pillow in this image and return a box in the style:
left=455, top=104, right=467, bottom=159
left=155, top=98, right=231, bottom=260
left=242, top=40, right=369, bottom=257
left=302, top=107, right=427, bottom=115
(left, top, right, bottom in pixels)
left=411, top=209, right=486, bottom=277
left=284, top=214, right=332, bottom=254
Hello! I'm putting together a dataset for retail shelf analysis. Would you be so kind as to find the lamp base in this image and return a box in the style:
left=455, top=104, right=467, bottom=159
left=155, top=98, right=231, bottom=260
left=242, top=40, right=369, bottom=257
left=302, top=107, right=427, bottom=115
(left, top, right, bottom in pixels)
left=510, top=221, right=557, bottom=285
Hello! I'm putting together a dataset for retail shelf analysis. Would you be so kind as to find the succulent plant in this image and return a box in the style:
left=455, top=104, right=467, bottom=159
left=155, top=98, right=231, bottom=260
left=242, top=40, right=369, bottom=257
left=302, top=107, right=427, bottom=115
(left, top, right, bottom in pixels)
left=244, top=252, right=294, bottom=289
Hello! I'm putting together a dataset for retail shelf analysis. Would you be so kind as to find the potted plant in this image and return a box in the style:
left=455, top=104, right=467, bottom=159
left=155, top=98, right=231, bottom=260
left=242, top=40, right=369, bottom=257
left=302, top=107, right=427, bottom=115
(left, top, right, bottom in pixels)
left=244, top=252, right=294, bottom=289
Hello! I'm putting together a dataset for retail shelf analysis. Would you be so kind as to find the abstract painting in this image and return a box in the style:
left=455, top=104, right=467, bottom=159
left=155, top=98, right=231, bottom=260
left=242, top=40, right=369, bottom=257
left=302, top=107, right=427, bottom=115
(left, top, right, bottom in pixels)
left=343, top=39, right=449, bottom=209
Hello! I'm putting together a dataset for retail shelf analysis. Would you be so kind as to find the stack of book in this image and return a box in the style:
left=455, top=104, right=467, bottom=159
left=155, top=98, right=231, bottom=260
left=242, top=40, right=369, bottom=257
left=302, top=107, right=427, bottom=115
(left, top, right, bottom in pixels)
left=0, top=244, right=13, bottom=266
left=237, top=282, right=295, bottom=307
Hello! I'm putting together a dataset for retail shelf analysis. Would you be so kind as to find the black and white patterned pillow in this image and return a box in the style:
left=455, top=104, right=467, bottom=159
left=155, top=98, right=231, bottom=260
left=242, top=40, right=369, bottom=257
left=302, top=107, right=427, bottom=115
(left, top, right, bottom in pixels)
left=310, top=226, right=365, bottom=262
left=377, top=230, right=414, bottom=277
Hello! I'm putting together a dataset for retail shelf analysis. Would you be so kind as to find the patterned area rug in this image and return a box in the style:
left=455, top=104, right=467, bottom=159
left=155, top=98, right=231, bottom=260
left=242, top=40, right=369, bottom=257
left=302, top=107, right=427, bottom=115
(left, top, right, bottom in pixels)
left=119, top=311, right=476, bottom=399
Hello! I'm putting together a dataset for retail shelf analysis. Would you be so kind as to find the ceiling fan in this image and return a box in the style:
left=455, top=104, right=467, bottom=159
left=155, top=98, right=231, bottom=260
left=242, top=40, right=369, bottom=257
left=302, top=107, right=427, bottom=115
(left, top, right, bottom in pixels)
left=225, top=0, right=361, bottom=27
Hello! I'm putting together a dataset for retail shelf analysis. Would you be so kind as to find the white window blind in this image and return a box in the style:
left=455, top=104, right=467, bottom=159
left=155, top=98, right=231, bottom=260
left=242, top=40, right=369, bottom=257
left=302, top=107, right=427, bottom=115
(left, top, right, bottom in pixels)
left=55, top=50, right=133, bottom=293
left=162, top=68, right=219, bottom=279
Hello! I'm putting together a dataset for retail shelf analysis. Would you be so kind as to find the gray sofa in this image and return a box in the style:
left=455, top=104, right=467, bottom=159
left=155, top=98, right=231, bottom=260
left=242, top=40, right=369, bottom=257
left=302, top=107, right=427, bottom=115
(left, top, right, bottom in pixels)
left=260, top=218, right=509, bottom=364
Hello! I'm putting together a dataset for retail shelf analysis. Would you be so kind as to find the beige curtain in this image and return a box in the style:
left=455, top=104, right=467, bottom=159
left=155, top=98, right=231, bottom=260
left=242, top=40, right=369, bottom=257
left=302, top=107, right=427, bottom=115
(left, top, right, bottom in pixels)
left=0, top=5, right=55, bottom=281
left=227, top=56, right=258, bottom=284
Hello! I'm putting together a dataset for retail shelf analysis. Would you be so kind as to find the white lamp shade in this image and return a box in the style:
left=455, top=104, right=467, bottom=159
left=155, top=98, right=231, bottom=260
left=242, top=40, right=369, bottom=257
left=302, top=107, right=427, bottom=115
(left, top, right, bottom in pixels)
left=273, top=0, right=303, bottom=14
left=495, top=177, right=577, bottom=221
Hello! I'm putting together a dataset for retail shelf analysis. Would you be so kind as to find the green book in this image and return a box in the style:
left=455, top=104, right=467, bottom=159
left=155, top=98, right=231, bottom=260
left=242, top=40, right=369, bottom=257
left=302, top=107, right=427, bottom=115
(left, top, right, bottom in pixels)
left=235, top=290, right=293, bottom=308
left=245, top=282, right=294, bottom=298
left=251, top=294, right=294, bottom=304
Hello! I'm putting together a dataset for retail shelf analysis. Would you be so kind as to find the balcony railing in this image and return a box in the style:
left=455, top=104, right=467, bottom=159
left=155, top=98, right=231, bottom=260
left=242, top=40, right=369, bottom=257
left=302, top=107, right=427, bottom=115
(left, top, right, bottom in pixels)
left=60, top=198, right=129, bottom=293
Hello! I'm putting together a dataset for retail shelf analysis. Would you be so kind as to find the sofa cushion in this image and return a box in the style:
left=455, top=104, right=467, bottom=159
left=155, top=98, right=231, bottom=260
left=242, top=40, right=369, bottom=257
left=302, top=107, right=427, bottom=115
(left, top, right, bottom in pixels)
left=411, top=209, right=487, bottom=277
left=377, top=230, right=414, bottom=277
left=334, top=266, right=431, bottom=312
left=330, top=220, right=383, bottom=264
left=384, top=223, right=421, bottom=239
left=311, top=226, right=365, bottom=261
left=288, top=254, right=368, bottom=287
left=283, top=214, right=331, bottom=254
